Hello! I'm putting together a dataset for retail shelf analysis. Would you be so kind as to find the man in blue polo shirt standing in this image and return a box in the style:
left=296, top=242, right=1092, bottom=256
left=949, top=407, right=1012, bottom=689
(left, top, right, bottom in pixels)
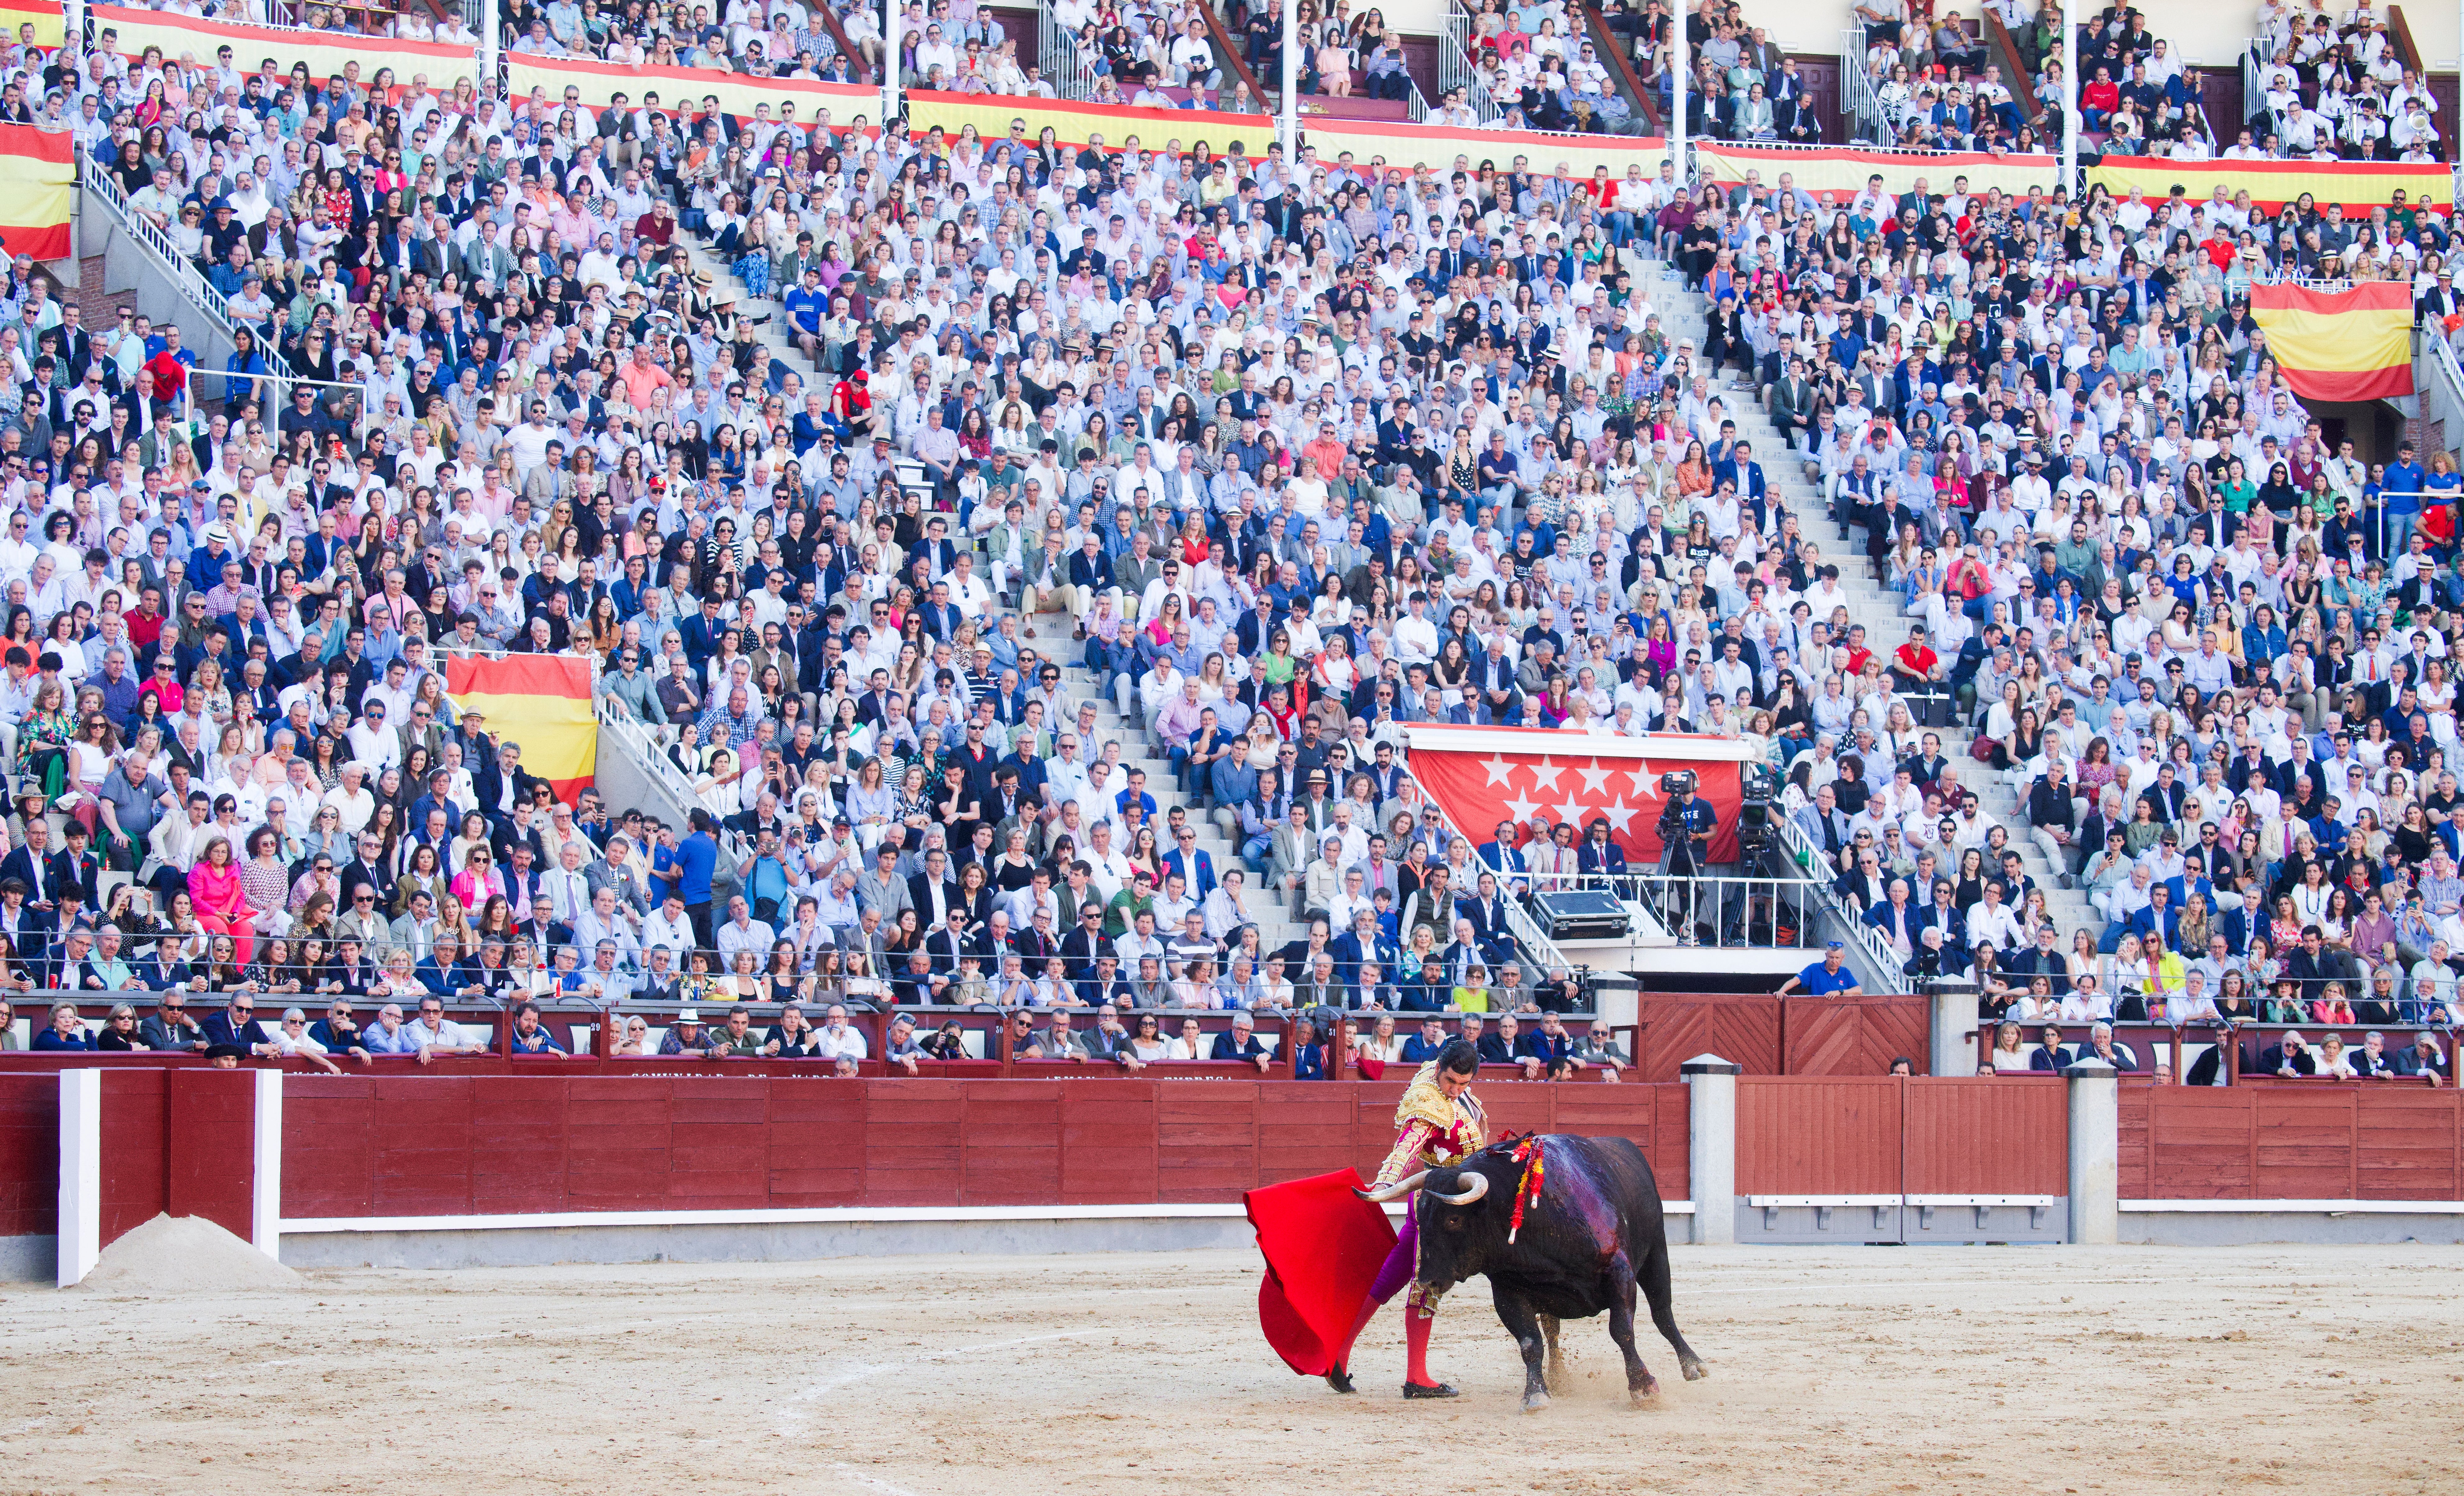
left=1779, top=939, right=1863, bottom=997
left=652, top=810, right=722, bottom=956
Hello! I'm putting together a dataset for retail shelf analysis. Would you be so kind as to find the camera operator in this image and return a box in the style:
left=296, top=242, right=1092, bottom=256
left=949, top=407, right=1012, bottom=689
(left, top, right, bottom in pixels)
left=1656, top=773, right=1717, bottom=946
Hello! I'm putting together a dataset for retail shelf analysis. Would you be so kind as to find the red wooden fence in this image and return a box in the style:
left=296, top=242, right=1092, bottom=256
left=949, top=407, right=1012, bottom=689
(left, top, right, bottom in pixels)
left=281, top=1077, right=1693, bottom=1220
left=1781, top=997, right=1932, bottom=1079
left=0, top=1074, right=55, bottom=1238
left=1631, top=995, right=1929, bottom=1083
left=1736, top=1075, right=2066, bottom=1198
left=2118, top=1085, right=2464, bottom=1200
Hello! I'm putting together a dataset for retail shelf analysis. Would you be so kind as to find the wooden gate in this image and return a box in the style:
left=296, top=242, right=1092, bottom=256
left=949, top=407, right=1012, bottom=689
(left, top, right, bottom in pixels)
left=1782, top=996, right=1932, bottom=1076
left=1735, top=1076, right=2067, bottom=1243
left=1635, top=996, right=1782, bottom=1081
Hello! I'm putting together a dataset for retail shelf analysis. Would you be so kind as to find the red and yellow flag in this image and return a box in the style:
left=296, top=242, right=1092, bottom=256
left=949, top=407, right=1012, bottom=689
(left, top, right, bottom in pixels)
left=2247, top=280, right=2414, bottom=404
left=0, top=0, right=63, bottom=46
left=0, top=124, right=72, bottom=262
left=444, top=654, right=598, bottom=805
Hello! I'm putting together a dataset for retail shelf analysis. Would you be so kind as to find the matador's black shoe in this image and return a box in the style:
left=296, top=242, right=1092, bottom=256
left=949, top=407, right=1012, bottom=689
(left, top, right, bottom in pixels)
left=1402, top=1380, right=1460, bottom=1399
left=1324, top=1364, right=1356, bottom=1393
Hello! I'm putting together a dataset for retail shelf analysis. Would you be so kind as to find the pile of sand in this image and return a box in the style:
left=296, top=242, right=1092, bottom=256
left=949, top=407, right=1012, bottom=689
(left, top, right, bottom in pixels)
left=77, top=1213, right=302, bottom=1293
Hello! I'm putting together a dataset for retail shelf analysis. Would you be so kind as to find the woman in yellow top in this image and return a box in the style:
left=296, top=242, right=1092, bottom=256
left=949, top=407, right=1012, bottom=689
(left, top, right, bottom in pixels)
left=1450, top=963, right=1493, bottom=1013
left=1342, top=1041, right=1486, bottom=1398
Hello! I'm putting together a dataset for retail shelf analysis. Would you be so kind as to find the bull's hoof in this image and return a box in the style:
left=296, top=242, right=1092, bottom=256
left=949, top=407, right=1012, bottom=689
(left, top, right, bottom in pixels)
left=1521, top=1390, right=1551, bottom=1414
left=1680, top=1357, right=1709, bottom=1382
left=1402, top=1380, right=1460, bottom=1400
left=1631, top=1376, right=1664, bottom=1408
left=1324, top=1364, right=1355, bottom=1394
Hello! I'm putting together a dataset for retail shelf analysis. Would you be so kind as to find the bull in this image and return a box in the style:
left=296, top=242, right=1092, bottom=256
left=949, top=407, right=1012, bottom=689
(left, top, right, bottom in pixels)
left=1361, top=1134, right=1706, bottom=1412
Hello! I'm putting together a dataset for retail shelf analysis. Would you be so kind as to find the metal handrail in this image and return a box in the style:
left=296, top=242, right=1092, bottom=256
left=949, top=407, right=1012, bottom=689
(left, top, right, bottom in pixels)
left=78, top=153, right=304, bottom=415
left=595, top=699, right=757, bottom=873
left=1441, top=2, right=1502, bottom=124
left=1513, top=861, right=1827, bottom=945
left=1399, top=792, right=1581, bottom=976
left=1040, top=8, right=1095, bottom=102
left=1778, top=814, right=1905, bottom=979
left=1839, top=27, right=1888, bottom=144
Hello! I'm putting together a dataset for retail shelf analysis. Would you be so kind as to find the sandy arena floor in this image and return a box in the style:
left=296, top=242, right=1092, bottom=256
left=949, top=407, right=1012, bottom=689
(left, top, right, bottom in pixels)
left=5, top=1244, right=2460, bottom=1495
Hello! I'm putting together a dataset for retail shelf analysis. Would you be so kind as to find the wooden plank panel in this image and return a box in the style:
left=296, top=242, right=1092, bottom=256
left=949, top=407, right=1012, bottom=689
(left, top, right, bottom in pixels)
left=2355, top=1089, right=2459, bottom=1201
left=1157, top=1087, right=1258, bottom=1203
left=2146, top=1089, right=2255, bottom=1198
left=164, top=1069, right=259, bottom=1242
left=1651, top=1084, right=1689, bottom=1199
left=1709, top=998, right=1784, bottom=1075
left=0, top=1075, right=59, bottom=1236
left=1735, top=1077, right=1902, bottom=1195
left=1779, top=1002, right=1860, bottom=1077
left=862, top=1080, right=962, bottom=1206
left=1635, top=1001, right=1708, bottom=1084
left=2117, top=1086, right=2151, bottom=1199
left=1256, top=1081, right=1358, bottom=1186
left=1865, top=999, right=1933, bottom=1075
left=98, top=1069, right=168, bottom=1245
left=963, top=1089, right=1063, bottom=1206
left=2253, top=1090, right=2357, bottom=1200
left=1904, top=1078, right=2066, bottom=1196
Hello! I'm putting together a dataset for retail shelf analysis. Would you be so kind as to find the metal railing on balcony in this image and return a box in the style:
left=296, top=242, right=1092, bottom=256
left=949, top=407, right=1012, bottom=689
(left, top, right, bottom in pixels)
left=1514, top=861, right=1828, bottom=951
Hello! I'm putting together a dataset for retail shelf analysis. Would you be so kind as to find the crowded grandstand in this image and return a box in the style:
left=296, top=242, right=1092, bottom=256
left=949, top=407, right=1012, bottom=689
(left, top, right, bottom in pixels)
left=0, top=0, right=2448, bottom=1090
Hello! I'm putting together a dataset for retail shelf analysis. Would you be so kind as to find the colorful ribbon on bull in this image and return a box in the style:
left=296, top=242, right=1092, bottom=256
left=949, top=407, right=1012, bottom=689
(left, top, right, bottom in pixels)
left=1506, top=1137, right=1546, bottom=1244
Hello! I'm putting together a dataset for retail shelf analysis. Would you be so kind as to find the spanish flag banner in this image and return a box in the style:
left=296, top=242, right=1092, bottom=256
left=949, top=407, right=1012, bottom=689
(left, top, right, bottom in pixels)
left=904, top=90, right=1272, bottom=154
left=1301, top=117, right=1665, bottom=180
left=445, top=654, right=598, bottom=805
left=508, top=52, right=878, bottom=123
left=0, top=0, right=63, bottom=47
left=91, top=4, right=480, bottom=90
left=0, top=124, right=73, bottom=263
left=1698, top=142, right=2053, bottom=203
left=2086, top=155, right=2452, bottom=214
left=2247, top=280, right=2413, bottom=403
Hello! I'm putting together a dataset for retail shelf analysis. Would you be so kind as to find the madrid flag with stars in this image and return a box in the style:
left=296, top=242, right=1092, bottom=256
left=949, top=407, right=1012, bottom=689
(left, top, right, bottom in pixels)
left=1401, top=724, right=1753, bottom=865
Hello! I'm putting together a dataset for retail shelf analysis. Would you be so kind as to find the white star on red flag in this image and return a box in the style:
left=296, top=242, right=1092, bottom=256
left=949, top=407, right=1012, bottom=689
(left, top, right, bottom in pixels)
left=1527, top=757, right=1564, bottom=791
left=1480, top=755, right=1516, bottom=786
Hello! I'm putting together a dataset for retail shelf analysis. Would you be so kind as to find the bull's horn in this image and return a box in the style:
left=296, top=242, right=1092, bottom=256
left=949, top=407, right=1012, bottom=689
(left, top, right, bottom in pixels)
left=1426, top=1172, right=1490, bottom=1205
left=1357, top=1172, right=1429, bottom=1202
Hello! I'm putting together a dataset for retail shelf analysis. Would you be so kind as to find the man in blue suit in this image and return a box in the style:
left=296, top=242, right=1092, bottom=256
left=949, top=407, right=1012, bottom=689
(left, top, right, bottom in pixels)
left=1209, top=1011, right=1272, bottom=1071
left=1162, top=824, right=1216, bottom=899
left=2122, top=881, right=2179, bottom=951
left=1477, top=820, right=1530, bottom=894
left=200, top=992, right=275, bottom=1055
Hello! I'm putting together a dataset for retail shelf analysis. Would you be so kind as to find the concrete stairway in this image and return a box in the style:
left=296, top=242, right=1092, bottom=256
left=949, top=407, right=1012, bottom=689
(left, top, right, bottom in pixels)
left=1640, top=255, right=2098, bottom=942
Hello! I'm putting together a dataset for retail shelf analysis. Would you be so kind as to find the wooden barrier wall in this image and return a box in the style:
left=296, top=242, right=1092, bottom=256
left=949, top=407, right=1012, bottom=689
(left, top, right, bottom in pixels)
left=1735, top=1076, right=2069, bottom=1198
left=1632, top=996, right=1931, bottom=1083
left=2119, top=1085, right=2464, bottom=1200
left=279, top=1077, right=1692, bottom=1220
left=0, top=1074, right=55, bottom=1239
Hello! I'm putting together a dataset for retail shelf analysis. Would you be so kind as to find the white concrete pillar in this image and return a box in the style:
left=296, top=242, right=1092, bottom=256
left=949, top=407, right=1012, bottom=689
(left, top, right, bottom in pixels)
left=56, top=1069, right=100, bottom=1287
left=1930, top=985, right=1978, bottom=1077
left=251, top=1068, right=284, bottom=1262
left=2063, top=1059, right=2118, bottom=1246
left=1681, top=1054, right=1739, bottom=1246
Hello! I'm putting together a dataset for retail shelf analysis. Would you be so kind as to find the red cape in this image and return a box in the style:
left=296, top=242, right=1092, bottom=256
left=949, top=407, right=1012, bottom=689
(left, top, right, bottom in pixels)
left=1243, top=1168, right=1398, bottom=1377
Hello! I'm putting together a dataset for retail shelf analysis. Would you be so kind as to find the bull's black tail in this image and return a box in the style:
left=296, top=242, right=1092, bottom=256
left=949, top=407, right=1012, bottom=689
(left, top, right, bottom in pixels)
left=1640, top=1238, right=1707, bottom=1379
